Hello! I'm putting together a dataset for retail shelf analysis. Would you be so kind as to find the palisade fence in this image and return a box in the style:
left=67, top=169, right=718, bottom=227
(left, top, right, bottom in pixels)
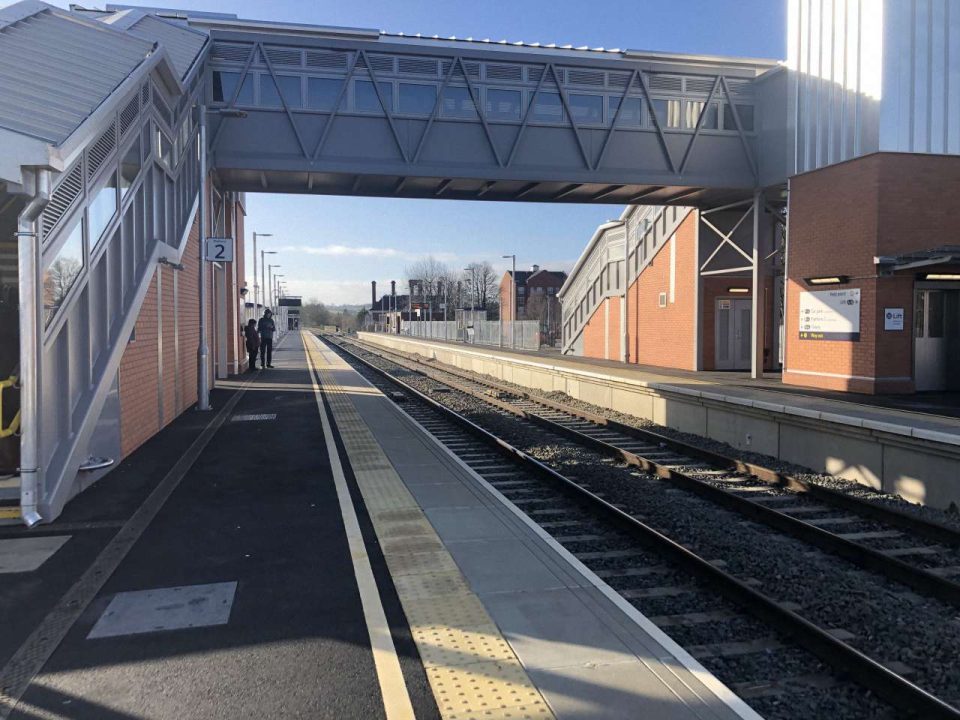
left=397, top=320, right=541, bottom=350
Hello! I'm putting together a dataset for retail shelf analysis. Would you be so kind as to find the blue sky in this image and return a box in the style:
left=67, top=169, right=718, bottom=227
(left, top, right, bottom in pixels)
left=66, top=0, right=788, bottom=304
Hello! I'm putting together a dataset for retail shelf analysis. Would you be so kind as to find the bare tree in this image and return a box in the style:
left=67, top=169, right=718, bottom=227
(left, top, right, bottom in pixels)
left=462, top=261, right=497, bottom=311
left=405, top=256, right=453, bottom=314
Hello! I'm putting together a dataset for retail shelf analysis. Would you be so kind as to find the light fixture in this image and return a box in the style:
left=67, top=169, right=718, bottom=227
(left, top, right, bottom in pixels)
left=922, top=273, right=960, bottom=281
left=804, top=275, right=849, bottom=286
left=727, top=287, right=749, bottom=294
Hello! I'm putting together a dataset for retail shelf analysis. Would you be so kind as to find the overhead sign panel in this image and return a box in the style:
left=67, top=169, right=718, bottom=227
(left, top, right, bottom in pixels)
left=798, top=288, right=860, bottom=341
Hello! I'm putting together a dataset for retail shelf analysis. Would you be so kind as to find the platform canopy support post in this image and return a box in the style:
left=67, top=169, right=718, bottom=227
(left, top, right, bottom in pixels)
left=751, top=189, right=763, bottom=380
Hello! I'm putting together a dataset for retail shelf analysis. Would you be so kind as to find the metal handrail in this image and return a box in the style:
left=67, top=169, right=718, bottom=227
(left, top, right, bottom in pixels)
left=0, top=374, right=20, bottom=439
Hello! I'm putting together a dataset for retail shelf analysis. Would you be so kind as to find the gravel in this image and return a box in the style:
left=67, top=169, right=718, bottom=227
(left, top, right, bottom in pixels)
left=331, top=337, right=958, bottom=719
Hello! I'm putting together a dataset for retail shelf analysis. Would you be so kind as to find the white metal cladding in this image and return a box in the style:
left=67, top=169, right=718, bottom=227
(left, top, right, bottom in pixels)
left=787, top=0, right=884, bottom=173
left=0, top=7, right=155, bottom=144
left=559, top=205, right=693, bottom=353
left=880, top=0, right=960, bottom=155
left=787, top=0, right=960, bottom=171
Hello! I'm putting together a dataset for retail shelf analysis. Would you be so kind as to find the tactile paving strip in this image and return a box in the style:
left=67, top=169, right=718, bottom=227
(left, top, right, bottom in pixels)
left=306, top=335, right=556, bottom=720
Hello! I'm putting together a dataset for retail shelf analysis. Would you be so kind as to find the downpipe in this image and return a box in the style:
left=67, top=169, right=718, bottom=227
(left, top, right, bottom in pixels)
left=16, top=168, right=51, bottom=527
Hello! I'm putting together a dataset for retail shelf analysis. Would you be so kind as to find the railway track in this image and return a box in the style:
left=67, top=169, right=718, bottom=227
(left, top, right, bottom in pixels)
left=340, top=336, right=960, bottom=605
left=322, top=333, right=960, bottom=720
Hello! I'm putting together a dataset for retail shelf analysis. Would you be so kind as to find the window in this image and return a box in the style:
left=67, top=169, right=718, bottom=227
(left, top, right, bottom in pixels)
left=569, top=94, right=602, bottom=124
left=156, top=129, right=173, bottom=167
left=441, top=86, right=478, bottom=119
left=355, top=80, right=393, bottom=113
left=398, top=83, right=437, bottom=114
left=261, top=75, right=302, bottom=108
left=212, top=71, right=253, bottom=105
left=608, top=96, right=643, bottom=126
left=307, top=77, right=343, bottom=111
left=531, top=92, right=564, bottom=123
left=43, top=218, right=84, bottom=326
left=651, top=98, right=681, bottom=128
left=88, top=171, right=118, bottom=246
left=723, top=103, right=754, bottom=131
left=119, top=138, right=141, bottom=200
left=485, top=88, right=522, bottom=120
left=686, top=101, right=718, bottom=130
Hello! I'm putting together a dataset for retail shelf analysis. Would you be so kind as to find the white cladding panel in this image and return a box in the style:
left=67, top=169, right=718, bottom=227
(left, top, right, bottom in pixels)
left=787, top=0, right=883, bottom=174
left=880, top=0, right=960, bottom=155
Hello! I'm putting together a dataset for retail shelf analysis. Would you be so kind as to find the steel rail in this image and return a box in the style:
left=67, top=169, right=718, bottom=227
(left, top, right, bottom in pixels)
left=353, top=339, right=960, bottom=534
left=345, top=337, right=960, bottom=605
left=325, top=334, right=960, bottom=720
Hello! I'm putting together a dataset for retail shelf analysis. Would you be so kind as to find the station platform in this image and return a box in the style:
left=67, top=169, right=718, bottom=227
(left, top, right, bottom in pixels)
left=0, top=331, right=758, bottom=720
left=357, top=332, right=960, bottom=509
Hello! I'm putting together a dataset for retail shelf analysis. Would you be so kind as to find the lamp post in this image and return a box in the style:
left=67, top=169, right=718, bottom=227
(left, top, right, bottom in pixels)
left=261, top=250, right=276, bottom=313
left=251, top=232, right=272, bottom=314
left=268, top=264, right=281, bottom=310
left=502, top=254, right=516, bottom=349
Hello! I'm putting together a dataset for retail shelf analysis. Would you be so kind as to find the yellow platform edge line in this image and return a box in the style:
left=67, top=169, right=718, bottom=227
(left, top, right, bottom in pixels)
left=304, top=332, right=557, bottom=720
left=0, top=506, right=21, bottom=520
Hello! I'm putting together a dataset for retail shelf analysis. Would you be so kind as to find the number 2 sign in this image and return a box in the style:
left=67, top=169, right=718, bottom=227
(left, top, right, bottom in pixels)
left=204, top=237, right=234, bottom=262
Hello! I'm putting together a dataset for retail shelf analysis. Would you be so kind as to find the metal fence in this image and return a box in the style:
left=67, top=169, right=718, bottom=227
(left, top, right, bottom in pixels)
left=397, top=320, right=541, bottom=351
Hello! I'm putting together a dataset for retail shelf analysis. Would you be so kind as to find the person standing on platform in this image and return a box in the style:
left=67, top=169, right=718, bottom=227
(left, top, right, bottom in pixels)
left=244, top=319, right=260, bottom=372
left=258, top=309, right=276, bottom=369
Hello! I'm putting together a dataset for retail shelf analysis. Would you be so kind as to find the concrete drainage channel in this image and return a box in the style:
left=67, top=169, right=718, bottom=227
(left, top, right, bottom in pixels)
left=322, top=332, right=960, bottom=720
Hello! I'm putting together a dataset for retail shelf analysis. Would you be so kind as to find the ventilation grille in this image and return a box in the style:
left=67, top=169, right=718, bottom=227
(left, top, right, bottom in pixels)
left=566, top=69, right=604, bottom=87
left=265, top=46, right=302, bottom=67
left=726, top=78, right=753, bottom=96
left=440, top=60, right=480, bottom=78
left=306, top=49, right=348, bottom=69
left=360, top=54, right=395, bottom=73
left=648, top=75, right=682, bottom=92
left=607, top=71, right=632, bottom=88
left=153, top=91, right=173, bottom=128
left=211, top=42, right=251, bottom=63
left=87, top=120, right=117, bottom=181
left=141, top=83, right=150, bottom=105
left=41, top=163, right=83, bottom=241
left=684, top=77, right=716, bottom=94
left=526, top=66, right=545, bottom=83
left=119, top=93, right=140, bottom=136
left=486, top=63, right=522, bottom=81
left=398, top=57, right=438, bottom=76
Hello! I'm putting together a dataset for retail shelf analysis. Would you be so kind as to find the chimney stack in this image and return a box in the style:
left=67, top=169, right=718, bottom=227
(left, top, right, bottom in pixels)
left=390, top=280, right=396, bottom=297
left=530, top=264, right=540, bottom=273
left=371, top=280, right=377, bottom=307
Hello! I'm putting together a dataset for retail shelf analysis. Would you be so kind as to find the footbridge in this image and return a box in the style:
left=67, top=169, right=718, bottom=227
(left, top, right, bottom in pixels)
left=0, top=1, right=793, bottom=523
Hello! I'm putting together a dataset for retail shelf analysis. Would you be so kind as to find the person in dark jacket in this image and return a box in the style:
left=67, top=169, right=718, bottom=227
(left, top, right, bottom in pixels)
left=257, top=309, right=276, bottom=368
left=243, top=319, right=260, bottom=372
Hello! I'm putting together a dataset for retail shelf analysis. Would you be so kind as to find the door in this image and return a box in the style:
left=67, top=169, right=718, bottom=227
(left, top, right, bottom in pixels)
left=715, top=297, right=752, bottom=370
left=915, top=289, right=960, bottom=391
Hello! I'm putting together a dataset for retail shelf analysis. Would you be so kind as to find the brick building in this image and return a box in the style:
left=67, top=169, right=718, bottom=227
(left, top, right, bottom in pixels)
left=499, top=266, right=567, bottom=325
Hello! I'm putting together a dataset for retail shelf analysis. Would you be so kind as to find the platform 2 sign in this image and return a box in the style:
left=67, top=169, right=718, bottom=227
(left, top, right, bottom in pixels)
left=798, top=288, right=860, bottom=341
left=204, top=237, right=234, bottom=263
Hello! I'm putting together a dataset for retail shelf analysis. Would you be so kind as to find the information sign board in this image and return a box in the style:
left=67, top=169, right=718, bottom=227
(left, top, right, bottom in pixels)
left=884, top=308, right=904, bottom=331
left=204, top=237, right=234, bottom=262
left=798, top=288, right=860, bottom=341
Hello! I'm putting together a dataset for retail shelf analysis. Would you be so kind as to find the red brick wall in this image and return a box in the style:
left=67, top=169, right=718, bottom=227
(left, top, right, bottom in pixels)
left=630, top=213, right=698, bottom=370
left=784, top=152, right=960, bottom=393
left=581, top=296, right=621, bottom=360
left=499, top=274, right=514, bottom=321
left=118, top=272, right=160, bottom=458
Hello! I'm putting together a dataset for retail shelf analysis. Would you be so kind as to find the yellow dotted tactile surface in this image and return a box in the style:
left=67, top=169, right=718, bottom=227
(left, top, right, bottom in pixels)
left=306, top=335, right=556, bottom=720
